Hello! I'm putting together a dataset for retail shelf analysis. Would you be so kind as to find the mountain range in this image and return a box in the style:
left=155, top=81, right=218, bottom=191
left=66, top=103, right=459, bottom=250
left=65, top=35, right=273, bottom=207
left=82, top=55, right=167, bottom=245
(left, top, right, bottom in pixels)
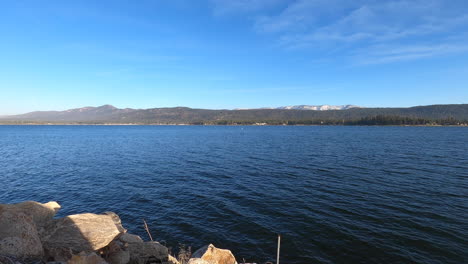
left=0, top=104, right=467, bottom=125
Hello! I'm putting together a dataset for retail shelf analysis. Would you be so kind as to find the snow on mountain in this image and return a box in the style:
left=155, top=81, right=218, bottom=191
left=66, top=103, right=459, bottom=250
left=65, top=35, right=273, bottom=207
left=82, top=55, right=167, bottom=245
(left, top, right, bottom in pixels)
left=276, top=105, right=361, bottom=110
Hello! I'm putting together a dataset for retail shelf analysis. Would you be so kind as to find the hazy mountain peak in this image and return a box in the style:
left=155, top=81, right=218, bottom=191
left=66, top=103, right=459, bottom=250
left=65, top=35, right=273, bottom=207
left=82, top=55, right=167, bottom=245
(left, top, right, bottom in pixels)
left=98, top=104, right=117, bottom=109
left=66, top=104, right=117, bottom=113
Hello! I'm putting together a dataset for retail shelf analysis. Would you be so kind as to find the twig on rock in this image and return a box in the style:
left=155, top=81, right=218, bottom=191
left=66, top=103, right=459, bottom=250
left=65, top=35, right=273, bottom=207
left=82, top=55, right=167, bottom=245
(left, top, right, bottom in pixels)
left=143, top=218, right=153, bottom=241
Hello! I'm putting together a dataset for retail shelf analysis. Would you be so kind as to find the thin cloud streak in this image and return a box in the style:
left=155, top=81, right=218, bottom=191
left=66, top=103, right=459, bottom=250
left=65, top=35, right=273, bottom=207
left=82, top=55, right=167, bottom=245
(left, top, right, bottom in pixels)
left=214, top=0, right=468, bottom=64
left=354, top=43, right=468, bottom=65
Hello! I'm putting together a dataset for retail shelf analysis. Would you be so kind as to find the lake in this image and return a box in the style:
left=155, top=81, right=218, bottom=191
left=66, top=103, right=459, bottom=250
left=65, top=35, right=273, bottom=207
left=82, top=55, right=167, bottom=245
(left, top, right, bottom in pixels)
left=0, top=125, right=466, bottom=263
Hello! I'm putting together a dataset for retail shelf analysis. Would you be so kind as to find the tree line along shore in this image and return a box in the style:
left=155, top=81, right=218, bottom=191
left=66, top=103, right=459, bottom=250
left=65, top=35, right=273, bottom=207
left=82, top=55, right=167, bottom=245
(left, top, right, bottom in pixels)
left=0, top=115, right=467, bottom=126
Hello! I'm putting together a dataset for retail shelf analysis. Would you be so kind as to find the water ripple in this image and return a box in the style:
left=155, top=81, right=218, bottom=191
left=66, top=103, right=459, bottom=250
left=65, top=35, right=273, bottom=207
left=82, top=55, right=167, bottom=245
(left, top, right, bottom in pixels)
left=0, top=126, right=466, bottom=264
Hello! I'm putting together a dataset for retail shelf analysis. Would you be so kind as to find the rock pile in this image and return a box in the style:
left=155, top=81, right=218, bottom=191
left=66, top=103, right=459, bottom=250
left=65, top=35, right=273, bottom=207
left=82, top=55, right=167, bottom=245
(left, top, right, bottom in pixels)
left=0, top=201, right=238, bottom=264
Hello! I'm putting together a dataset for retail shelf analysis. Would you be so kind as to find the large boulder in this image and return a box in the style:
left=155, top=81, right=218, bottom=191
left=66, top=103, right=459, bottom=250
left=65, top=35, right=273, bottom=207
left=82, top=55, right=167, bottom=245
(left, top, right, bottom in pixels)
left=127, top=242, right=168, bottom=264
left=8, top=201, right=61, bottom=228
left=41, top=213, right=124, bottom=253
left=191, top=244, right=237, bottom=264
left=0, top=205, right=44, bottom=258
left=118, top=233, right=143, bottom=244
left=103, top=240, right=130, bottom=264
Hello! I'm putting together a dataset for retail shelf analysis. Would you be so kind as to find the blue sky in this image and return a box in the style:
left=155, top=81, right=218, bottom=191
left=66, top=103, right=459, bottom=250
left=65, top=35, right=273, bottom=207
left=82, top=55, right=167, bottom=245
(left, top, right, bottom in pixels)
left=1, top=0, right=468, bottom=114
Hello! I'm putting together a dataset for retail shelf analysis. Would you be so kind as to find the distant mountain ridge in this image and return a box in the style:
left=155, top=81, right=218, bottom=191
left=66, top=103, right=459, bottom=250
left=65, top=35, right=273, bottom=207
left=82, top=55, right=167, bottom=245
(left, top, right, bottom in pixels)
left=1, top=104, right=467, bottom=125
left=8, top=104, right=135, bottom=121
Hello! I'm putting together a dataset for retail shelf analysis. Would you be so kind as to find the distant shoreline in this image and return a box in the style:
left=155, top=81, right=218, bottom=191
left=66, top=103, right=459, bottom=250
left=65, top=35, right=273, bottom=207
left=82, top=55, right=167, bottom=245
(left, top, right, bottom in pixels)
left=0, top=123, right=467, bottom=127
left=1, top=104, right=466, bottom=126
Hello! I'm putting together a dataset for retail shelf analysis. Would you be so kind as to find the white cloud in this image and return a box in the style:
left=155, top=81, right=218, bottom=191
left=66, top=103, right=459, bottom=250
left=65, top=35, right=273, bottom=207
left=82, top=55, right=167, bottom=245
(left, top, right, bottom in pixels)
left=217, top=0, right=468, bottom=64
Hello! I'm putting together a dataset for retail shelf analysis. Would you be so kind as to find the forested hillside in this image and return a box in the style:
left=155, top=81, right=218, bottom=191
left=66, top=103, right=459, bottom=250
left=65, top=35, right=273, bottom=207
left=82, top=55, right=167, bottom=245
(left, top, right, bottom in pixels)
left=1, top=104, right=467, bottom=125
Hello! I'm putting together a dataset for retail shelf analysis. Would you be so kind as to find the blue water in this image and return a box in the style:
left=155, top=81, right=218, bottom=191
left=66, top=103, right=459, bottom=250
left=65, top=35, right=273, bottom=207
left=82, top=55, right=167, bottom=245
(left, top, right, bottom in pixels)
left=0, top=126, right=467, bottom=264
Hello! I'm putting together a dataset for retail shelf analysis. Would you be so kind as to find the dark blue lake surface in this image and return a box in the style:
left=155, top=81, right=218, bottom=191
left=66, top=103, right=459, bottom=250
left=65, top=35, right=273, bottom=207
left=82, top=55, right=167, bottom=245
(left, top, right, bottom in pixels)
left=0, top=125, right=467, bottom=264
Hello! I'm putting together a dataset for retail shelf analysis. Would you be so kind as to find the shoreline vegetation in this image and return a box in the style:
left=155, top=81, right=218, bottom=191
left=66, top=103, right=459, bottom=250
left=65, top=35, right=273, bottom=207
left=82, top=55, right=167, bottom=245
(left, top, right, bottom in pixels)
left=0, top=117, right=467, bottom=126
left=0, top=201, right=241, bottom=264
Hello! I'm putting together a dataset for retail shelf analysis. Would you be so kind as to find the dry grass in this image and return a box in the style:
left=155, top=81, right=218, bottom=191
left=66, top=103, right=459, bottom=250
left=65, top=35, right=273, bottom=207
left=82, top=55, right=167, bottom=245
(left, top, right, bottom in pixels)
left=176, top=244, right=192, bottom=264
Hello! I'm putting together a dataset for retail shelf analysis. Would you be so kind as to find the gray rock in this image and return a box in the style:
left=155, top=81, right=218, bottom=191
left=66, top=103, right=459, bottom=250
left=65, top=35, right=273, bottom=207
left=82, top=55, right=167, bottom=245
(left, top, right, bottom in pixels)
left=103, top=212, right=126, bottom=233
left=191, top=244, right=237, bottom=264
left=41, top=213, right=123, bottom=252
left=118, top=233, right=143, bottom=244
left=128, top=242, right=168, bottom=264
left=105, top=248, right=130, bottom=264
left=106, top=250, right=130, bottom=264
left=0, top=255, right=25, bottom=264
left=0, top=207, right=43, bottom=258
left=43, top=247, right=73, bottom=262
left=103, top=241, right=130, bottom=264
left=15, top=201, right=60, bottom=227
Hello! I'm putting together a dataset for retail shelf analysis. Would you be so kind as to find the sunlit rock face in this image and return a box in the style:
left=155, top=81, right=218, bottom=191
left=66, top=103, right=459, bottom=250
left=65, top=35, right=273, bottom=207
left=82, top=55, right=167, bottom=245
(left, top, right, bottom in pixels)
left=0, top=201, right=59, bottom=258
left=190, top=244, right=237, bottom=264
left=41, top=213, right=123, bottom=252
left=0, top=209, right=44, bottom=258
left=187, top=259, right=210, bottom=264
left=168, top=255, right=180, bottom=264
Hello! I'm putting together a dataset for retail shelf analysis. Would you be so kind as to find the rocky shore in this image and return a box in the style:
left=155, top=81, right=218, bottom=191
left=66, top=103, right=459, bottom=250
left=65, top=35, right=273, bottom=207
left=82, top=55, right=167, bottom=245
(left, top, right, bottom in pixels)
left=0, top=201, right=238, bottom=264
